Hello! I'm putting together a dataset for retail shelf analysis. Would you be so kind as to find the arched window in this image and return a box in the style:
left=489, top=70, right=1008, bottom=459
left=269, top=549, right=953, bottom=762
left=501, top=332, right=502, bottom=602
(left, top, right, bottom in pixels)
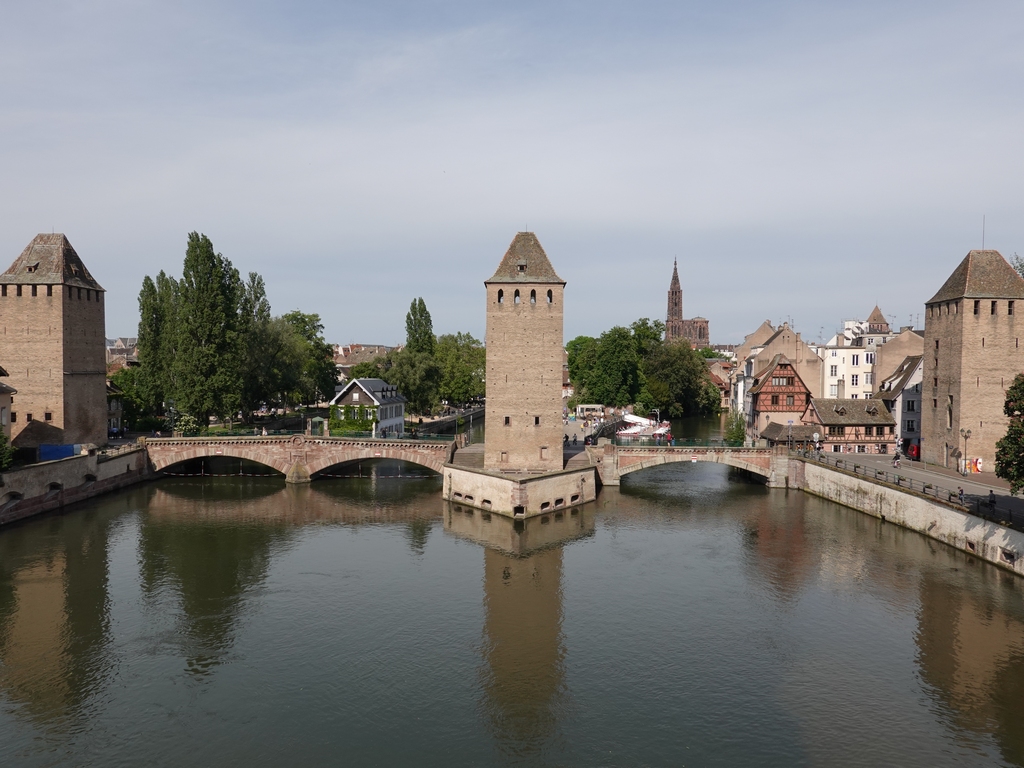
left=498, top=289, right=504, bottom=304
left=514, top=290, right=520, bottom=304
left=530, top=290, right=536, bottom=304
left=547, top=290, right=553, bottom=304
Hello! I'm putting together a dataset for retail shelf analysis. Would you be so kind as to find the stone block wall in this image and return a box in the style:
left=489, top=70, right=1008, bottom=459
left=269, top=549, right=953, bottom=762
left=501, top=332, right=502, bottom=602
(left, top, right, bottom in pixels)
left=484, top=283, right=565, bottom=472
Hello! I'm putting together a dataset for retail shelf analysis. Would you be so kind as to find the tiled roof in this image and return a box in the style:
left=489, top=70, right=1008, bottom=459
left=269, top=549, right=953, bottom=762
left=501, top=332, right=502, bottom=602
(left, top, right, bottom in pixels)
left=0, top=234, right=104, bottom=290
left=927, top=250, right=1024, bottom=303
left=761, top=422, right=818, bottom=442
left=331, top=377, right=407, bottom=406
left=808, top=398, right=894, bottom=426
left=876, top=355, right=922, bottom=400
left=866, top=305, right=888, bottom=325
left=749, top=353, right=809, bottom=395
left=485, top=232, right=564, bottom=285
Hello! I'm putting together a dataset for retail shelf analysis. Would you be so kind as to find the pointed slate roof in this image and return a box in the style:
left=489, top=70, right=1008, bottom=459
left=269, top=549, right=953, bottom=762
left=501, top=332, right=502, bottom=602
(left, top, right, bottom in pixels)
left=0, top=234, right=104, bottom=290
left=927, top=250, right=1024, bottom=304
left=669, top=259, right=680, bottom=291
left=485, top=232, right=565, bottom=285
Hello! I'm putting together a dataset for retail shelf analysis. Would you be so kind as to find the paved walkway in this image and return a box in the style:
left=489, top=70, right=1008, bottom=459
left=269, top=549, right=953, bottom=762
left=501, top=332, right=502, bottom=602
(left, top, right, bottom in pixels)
left=832, top=453, right=1023, bottom=528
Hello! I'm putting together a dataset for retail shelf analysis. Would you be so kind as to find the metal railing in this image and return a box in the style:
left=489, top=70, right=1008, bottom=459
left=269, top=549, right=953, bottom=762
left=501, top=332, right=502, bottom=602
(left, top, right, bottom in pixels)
left=793, top=449, right=1020, bottom=532
left=612, top=436, right=747, bottom=448
left=158, top=430, right=454, bottom=443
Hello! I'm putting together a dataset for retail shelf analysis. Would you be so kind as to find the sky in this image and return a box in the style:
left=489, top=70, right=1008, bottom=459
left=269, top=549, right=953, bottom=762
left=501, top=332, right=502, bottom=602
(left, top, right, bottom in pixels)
left=2, top=0, right=1023, bottom=347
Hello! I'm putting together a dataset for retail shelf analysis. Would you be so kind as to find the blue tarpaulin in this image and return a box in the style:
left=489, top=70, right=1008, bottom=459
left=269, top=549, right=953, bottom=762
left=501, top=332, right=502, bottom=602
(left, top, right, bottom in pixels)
left=39, top=444, right=78, bottom=462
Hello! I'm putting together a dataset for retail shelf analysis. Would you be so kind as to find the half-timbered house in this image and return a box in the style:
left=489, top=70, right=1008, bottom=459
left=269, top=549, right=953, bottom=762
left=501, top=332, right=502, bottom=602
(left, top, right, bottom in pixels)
left=802, top=398, right=896, bottom=454
left=747, top=354, right=813, bottom=440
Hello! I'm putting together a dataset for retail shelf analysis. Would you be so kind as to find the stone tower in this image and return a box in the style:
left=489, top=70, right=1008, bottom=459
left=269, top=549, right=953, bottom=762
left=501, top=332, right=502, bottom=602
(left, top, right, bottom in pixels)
left=484, top=232, right=565, bottom=472
left=665, top=259, right=684, bottom=342
left=921, top=250, right=1024, bottom=471
left=664, top=259, right=710, bottom=348
left=0, top=234, right=107, bottom=448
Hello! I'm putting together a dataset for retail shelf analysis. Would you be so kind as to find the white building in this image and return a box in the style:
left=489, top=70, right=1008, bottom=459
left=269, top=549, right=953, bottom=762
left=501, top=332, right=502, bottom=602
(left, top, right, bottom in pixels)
left=876, top=355, right=923, bottom=458
left=820, top=307, right=898, bottom=400
left=329, top=378, right=406, bottom=437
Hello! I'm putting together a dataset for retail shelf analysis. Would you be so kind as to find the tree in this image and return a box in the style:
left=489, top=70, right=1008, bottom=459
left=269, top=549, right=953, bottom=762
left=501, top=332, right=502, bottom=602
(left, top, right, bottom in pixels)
left=644, top=340, right=720, bottom=417
left=630, top=318, right=665, bottom=361
left=136, top=270, right=178, bottom=414
left=996, top=373, right=1024, bottom=493
left=697, top=347, right=728, bottom=359
left=566, top=335, right=598, bottom=399
left=725, top=409, right=746, bottom=446
left=1012, top=253, right=1024, bottom=278
left=436, top=332, right=485, bottom=404
left=171, top=232, right=243, bottom=428
left=236, top=273, right=273, bottom=423
left=349, top=360, right=385, bottom=380
left=0, top=430, right=13, bottom=470
left=405, top=298, right=436, bottom=356
left=109, top=366, right=147, bottom=429
left=384, top=349, right=441, bottom=415
left=283, top=311, right=337, bottom=405
left=590, top=326, right=642, bottom=406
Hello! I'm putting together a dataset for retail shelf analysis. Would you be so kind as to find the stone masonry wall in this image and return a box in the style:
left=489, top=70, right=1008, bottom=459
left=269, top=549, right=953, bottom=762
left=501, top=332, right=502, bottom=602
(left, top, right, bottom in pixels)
left=922, top=298, right=1022, bottom=470
left=484, top=283, right=565, bottom=472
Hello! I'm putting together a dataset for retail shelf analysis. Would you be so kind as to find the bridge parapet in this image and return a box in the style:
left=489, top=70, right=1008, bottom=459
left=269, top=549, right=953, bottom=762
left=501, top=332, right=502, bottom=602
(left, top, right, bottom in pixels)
left=141, top=434, right=454, bottom=483
left=590, top=443, right=787, bottom=487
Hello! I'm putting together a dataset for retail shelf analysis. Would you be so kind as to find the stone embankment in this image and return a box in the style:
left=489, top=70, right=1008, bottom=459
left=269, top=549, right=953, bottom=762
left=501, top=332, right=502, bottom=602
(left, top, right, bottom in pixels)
left=787, top=456, right=1024, bottom=577
left=0, top=446, right=151, bottom=526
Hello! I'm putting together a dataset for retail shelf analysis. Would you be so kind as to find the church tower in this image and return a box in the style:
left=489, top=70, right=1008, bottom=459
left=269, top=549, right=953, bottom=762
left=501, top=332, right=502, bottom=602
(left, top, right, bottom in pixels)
left=484, top=233, right=565, bottom=472
left=665, top=259, right=684, bottom=342
left=0, top=234, right=107, bottom=448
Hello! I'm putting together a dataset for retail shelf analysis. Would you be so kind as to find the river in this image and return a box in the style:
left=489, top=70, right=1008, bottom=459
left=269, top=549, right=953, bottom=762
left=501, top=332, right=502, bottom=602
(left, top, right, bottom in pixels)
left=1, top=439, right=1023, bottom=766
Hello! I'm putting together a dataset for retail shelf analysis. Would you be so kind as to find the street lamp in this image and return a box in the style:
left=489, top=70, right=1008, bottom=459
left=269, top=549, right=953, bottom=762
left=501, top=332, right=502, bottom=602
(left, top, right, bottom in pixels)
left=960, top=427, right=972, bottom=475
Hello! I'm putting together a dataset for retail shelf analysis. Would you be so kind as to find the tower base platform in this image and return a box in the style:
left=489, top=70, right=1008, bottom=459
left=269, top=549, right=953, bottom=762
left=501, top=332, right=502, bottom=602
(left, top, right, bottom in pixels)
left=443, top=464, right=598, bottom=518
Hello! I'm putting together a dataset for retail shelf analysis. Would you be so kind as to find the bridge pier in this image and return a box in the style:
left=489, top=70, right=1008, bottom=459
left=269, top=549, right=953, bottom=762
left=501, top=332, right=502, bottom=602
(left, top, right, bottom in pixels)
left=285, top=460, right=312, bottom=484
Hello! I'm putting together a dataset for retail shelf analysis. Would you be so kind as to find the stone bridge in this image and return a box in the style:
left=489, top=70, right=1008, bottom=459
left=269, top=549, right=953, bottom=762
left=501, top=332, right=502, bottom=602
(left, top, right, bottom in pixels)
left=142, top=435, right=455, bottom=483
left=589, top=444, right=789, bottom=487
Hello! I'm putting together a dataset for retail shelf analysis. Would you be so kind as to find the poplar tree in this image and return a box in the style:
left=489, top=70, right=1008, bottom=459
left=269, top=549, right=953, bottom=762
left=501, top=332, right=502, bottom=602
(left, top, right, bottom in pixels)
left=171, top=232, right=242, bottom=428
left=405, top=298, right=435, bottom=355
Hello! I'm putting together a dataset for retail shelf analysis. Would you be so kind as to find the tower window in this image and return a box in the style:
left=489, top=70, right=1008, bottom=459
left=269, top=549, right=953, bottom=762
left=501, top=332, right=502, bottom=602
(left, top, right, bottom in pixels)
left=31, top=285, right=37, bottom=297
left=504, top=416, right=510, bottom=426
left=44, top=412, right=52, bottom=421
left=518, top=263, right=526, bottom=272
left=547, top=290, right=552, bottom=304
left=1, top=285, right=5, bottom=296
left=992, top=301, right=997, bottom=315
left=534, top=416, right=540, bottom=425
left=1010, top=301, right=1015, bottom=315
left=46, top=285, right=52, bottom=296
left=78, top=288, right=82, bottom=300
left=498, top=289, right=503, bottom=304
left=974, top=300, right=980, bottom=314
left=26, top=413, right=33, bottom=422
left=514, top=290, right=520, bottom=304
left=10, top=413, right=15, bottom=422
left=68, top=286, right=73, bottom=298
left=16, top=285, right=22, bottom=296
left=530, top=290, right=536, bottom=304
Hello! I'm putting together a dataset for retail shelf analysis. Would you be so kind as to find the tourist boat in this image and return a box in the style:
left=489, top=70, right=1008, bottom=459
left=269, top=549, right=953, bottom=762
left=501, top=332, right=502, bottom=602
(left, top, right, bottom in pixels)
left=615, top=414, right=673, bottom=443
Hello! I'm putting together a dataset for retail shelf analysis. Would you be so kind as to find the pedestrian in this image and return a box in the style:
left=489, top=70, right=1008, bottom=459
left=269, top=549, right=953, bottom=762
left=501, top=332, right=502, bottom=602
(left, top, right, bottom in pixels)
left=989, top=490, right=996, bottom=507
left=572, top=434, right=578, bottom=446
left=262, top=426, right=268, bottom=436
left=958, top=487, right=964, bottom=505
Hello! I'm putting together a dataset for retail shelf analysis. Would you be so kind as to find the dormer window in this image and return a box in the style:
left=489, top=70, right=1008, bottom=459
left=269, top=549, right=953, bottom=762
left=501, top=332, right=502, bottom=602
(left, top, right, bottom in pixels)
left=25, top=262, right=38, bottom=273
left=517, top=260, right=527, bottom=273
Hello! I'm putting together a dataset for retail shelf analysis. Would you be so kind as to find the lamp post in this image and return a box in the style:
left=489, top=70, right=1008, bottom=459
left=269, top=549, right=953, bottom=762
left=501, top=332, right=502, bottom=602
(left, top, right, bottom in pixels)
left=960, top=427, right=972, bottom=475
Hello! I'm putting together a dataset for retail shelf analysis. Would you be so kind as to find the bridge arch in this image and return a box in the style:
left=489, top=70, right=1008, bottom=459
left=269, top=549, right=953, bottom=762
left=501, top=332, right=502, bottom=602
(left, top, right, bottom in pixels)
left=613, top=448, right=774, bottom=482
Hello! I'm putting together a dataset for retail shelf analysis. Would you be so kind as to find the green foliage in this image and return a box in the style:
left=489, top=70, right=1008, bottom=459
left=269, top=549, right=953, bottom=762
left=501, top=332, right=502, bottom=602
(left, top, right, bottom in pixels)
left=329, top=404, right=376, bottom=434
left=174, top=413, right=202, bottom=435
left=630, top=318, right=665, bottom=360
left=725, top=409, right=746, bottom=446
left=383, top=349, right=441, bottom=415
left=643, top=341, right=720, bottom=418
left=0, top=430, right=14, bottom=470
left=996, top=373, right=1024, bottom=494
left=1012, top=253, right=1024, bottom=278
left=283, top=311, right=337, bottom=405
left=109, top=366, right=146, bottom=429
left=172, top=233, right=242, bottom=427
left=436, top=332, right=485, bottom=404
left=135, top=233, right=338, bottom=426
left=349, top=360, right=385, bottom=379
left=405, top=297, right=435, bottom=356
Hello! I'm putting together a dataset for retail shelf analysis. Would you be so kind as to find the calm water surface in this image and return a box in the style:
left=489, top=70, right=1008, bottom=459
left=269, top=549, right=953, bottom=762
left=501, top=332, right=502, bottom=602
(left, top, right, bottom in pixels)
left=2, top=456, right=1024, bottom=767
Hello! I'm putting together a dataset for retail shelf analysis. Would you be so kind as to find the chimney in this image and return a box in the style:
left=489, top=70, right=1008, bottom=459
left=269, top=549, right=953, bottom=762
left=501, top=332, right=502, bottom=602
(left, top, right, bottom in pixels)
left=837, top=379, right=846, bottom=399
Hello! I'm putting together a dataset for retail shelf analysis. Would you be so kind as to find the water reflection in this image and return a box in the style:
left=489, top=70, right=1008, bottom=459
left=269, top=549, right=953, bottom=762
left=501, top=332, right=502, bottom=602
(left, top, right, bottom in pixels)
left=445, top=505, right=594, bottom=760
left=0, top=502, right=119, bottom=728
